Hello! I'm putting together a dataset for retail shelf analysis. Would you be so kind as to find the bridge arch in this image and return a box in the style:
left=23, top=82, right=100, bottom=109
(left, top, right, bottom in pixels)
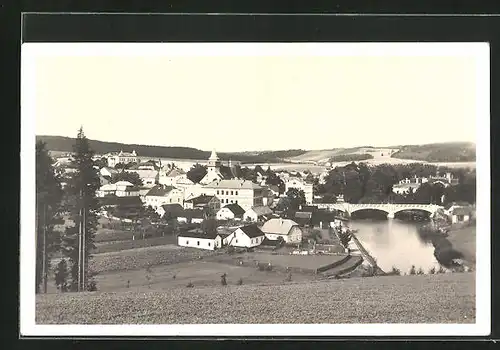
left=350, top=207, right=390, bottom=215
left=392, top=207, right=435, bottom=216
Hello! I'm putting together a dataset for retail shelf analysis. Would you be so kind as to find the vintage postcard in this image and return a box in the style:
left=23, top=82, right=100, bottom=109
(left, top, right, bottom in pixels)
left=21, top=40, right=490, bottom=336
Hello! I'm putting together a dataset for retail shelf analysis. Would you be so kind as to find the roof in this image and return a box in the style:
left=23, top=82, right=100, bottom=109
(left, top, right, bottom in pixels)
left=259, top=237, right=282, bottom=247
left=451, top=207, right=473, bottom=216
left=268, top=185, right=280, bottom=193
left=223, top=203, right=245, bottom=216
left=246, top=206, right=273, bottom=216
left=161, top=203, right=185, bottom=216
left=101, top=167, right=118, bottom=174
left=295, top=211, right=313, bottom=219
left=393, top=183, right=420, bottom=189
left=209, top=149, right=219, bottom=161
left=179, top=230, right=220, bottom=239
left=165, top=168, right=186, bottom=177
left=237, top=224, right=265, bottom=238
left=204, top=179, right=263, bottom=190
left=300, top=205, right=318, bottom=212
left=180, top=209, right=205, bottom=219
left=98, top=195, right=143, bottom=207
left=184, top=194, right=218, bottom=206
left=261, top=218, right=299, bottom=235
left=146, top=185, right=175, bottom=197
left=114, top=181, right=134, bottom=187
left=126, top=169, right=158, bottom=178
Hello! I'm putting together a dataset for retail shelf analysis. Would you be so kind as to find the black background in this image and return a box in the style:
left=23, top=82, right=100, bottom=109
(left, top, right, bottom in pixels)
left=3, top=3, right=499, bottom=347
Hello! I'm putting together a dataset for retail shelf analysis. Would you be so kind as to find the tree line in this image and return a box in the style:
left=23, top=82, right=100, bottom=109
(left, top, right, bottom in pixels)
left=36, top=127, right=101, bottom=293
left=315, top=162, right=475, bottom=206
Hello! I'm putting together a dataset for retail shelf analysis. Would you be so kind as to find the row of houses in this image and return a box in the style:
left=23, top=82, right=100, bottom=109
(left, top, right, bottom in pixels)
left=177, top=217, right=304, bottom=251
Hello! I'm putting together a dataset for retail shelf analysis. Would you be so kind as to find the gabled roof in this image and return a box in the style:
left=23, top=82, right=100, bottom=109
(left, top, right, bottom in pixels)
left=295, top=211, right=313, bottom=219
left=178, top=230, right=220, bottom=240
left=184, top=194, right=218, bottom=206
left=222, top=203, right=245, bottom=216
left=146, top=185, right=175, bottom=197
left=268, top=185, right=280, bottom=193
left=165, top=168, right=186, bottom=177
left=260, top=237, right=281, bottom=247
left=451, top=207, right=473, bottom=216
left=181, top=209, right=205, bottom=219
left=161, top=203, right=184, bottom=213
left=204, top=179, right=263, bottom=190
left=261, top=218, right=299, bottom=235
left=98, top=195, right=143, bottom=207
left=246, top=206, right=273, bottom=216
left=114, top=181, right=134, bottom=187
left=237, top=224, right=265, bottom=238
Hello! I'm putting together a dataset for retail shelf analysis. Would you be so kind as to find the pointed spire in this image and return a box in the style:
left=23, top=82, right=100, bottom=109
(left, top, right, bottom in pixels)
left=209, top=149, right=219, bottom=161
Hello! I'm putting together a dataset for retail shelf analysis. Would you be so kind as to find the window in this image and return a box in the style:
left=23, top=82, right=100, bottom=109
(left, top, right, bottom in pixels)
left=235, top=239, right=238, bottom=243
left=217, top=190, right=219, bottom=195
left=231, top=200, right=234, bottom=203
left=236, top=200, right=238, bottom=204
left=186, top=240, right=189, bottom=245
left=208, top=242, right=211, bottom=247
left=197, top=241, right=200, bottom=246
left=231, top=191, right=234, bottom=195
left=235, top=191, right=238, bottom=195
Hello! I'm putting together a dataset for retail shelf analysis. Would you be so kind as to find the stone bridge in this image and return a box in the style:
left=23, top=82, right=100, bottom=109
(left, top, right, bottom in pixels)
left=315, top=203, right=443, bottom=219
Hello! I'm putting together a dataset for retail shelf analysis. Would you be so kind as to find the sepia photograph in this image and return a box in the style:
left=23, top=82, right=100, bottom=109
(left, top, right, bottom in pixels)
left=21, top=40, right=490, bottom=336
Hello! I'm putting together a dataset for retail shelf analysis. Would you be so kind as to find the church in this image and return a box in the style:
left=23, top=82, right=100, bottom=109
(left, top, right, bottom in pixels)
left=199, top=149, right=240, bottom=184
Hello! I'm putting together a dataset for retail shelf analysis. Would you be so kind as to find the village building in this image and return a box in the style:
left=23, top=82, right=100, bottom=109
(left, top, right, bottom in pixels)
left=283, top=176, right=314, bottom=205
left=203, top=179, right=264, bottom=212
left=100, top=166, right=118, bottom=178
left=216, top=203, right=245, bottom=221
left=448, top=206, right=474, bottom=224
left=260, top=218, right=303, bottom=244
left=144, top=185, right=184, bottom=209
left=156, top=203, right=185, bottom=220
left=294, top=211, right=314, bottom=228
left=223, top=225, right=266, bottom=248
left=96, top=181, right=140, bottom=198
left=183, top=194, right=221, bottom=216
left=243, top=206, right=273, bottom=222
left=158, top=166, right=194, bottom=187
left=106, top=150, right=138, bottom=168
left=392, top=182, right=422, bottom=195
left=125, top=163, right=159, bottom=188
left=177, top=209, right=205, bottom=224
left=199, top=150, right=225, bottom=185
left=177, top=230, right=222, bottom=250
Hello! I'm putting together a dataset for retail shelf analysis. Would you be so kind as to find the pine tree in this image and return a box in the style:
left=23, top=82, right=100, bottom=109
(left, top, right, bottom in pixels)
left=61, top=127, right=101, bottom=292
left=36, top=141, right=63, bottom=293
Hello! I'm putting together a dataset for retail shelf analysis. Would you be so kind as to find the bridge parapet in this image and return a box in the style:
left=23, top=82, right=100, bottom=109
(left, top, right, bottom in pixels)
left=314, top=202, right=443, bottom=218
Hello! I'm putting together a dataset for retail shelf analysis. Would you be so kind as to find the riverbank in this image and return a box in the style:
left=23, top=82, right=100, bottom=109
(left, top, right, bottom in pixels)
left=446, top=223, right=476, bottom=270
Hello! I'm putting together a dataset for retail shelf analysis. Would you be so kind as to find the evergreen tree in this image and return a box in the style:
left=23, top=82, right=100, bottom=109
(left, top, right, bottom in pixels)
left=61, top=127, right=101, bottom=292
left=36, top=141, right=63, bottom=293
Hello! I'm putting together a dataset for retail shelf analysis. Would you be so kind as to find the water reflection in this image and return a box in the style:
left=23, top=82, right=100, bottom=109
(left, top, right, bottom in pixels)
left=349, top=219, right=441, bottom=274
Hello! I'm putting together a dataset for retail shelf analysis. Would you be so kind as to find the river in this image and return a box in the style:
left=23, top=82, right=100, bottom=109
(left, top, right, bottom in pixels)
left=349, top=219, right=442, bottom=274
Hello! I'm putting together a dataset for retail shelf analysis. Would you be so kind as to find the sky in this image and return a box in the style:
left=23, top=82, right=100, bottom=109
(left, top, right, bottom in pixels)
left=30, top=43, right=483, bottom=152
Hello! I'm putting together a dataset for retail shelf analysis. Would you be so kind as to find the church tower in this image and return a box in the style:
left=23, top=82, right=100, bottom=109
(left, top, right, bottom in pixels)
left=207, top=149, right=222, bottom=172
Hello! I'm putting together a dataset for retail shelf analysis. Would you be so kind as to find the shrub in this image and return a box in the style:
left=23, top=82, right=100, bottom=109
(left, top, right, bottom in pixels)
left=416, top=267, right=424, bottom=275
left=236, top=278, right=243, bottom=285
left=186, top=282, right=194, bottom=288
left=285, top=272, right=292, bottom=282
left=409, top=265, right=416, bottom=275
left=428, top=267, right=436, bottom=274
left=437, top=266, right=446, bottom=274
left=54, top=259, right=69, bottom=293
left=221, top=273, right=227, bottom=286
left=390, top=266, right=401, bottom=276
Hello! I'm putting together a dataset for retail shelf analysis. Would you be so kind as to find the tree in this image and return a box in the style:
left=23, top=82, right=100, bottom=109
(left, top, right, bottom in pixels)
left=111, top=171, right=143, bottom=187
left=285, top=188, right=306, bottom=211
left=202, top=218, right=218, bottom=234
left=54, top=259, right=69, bottom=292
left=187, top=164, right=207, bottom=183
left=60, top=127, right=101, bottom=292
left=338, top=229, right=352, bottom=249
left=36, top=141, right=63, bottom=293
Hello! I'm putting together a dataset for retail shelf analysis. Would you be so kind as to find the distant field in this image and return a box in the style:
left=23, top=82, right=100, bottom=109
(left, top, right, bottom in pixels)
left=391, top=142, right=476, bottom=162
left=447, top=224, right=476, bottom=269
left=36, top=272, right=475, bottom=324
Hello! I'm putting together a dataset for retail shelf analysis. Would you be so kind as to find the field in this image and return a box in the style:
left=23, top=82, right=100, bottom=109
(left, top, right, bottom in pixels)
left=446, top=224, right=476, bottom=269
left=36, top=272, right=475, bottom=324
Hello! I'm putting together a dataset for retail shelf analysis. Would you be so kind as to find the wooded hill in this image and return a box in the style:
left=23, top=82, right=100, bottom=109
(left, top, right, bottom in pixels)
left=390, top=142, right=476, bottom=162
left=36, top=135, right=301, bottom=164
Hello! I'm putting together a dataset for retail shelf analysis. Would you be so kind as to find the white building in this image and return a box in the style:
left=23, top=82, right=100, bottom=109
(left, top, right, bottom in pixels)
left=392, top=182, right=421, bottom=195
left=284, top=176, right=314, bottom=205
left=202, top=179, right=264, bottom=212
left=106, top=150, right=138, bottom=167
left=144, top=185, right=184, bottom=209
left=177, top=231, right=222, bottom=250
left=125, top=168, right=158, bottom=188
left=96, top=181, right=140, bottom=197
left=158, top=166, right=193, bottom=187
left=260, top=218, right=302, bottom=244
left=243, top=206, right=273, bottom=222
left=199, top=150, right=225, bottom=185
left=222, top=225, right=266, bottom=248
left=216, top=203, right=245, bottom=221
left=100, top=167, right=118, bottom=178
